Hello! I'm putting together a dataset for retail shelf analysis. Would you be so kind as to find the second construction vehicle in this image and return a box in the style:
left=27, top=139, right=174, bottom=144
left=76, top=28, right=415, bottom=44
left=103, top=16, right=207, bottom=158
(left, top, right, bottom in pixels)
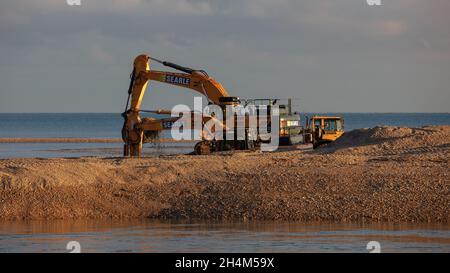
left=305, top=116, right=345, bottom=148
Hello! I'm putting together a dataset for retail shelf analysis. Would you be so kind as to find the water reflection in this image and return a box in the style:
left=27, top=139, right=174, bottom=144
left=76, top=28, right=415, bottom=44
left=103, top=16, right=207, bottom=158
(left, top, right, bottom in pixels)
left=0, top=143, right=195, bottom=158
left=0, top=220, right=448, bottom=253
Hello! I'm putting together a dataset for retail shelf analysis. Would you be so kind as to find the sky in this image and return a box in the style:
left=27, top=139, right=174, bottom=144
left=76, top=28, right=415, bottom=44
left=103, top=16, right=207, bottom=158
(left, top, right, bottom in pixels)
left=0, top=0, right=449, bottom=113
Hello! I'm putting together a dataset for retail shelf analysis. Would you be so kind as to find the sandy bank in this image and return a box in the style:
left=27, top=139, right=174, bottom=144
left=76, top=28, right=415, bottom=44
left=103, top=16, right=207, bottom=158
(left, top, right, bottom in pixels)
left=0, top=126, right=449, bottom=222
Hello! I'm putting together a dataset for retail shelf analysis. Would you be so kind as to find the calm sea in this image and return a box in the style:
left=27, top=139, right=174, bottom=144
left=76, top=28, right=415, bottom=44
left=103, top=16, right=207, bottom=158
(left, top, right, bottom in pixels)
left=0, top=113, right=449, bottom=158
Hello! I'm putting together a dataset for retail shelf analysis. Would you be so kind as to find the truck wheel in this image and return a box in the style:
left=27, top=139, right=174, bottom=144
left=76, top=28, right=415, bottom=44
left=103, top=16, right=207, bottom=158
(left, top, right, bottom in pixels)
left=194, top=141, right=212, bottom=155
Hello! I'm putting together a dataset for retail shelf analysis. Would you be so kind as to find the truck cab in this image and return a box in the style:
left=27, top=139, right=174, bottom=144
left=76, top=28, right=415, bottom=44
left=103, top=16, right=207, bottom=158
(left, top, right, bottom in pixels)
left=309, top=116, right=344, bottom=147
left=279, top=102, right=304, bottom=145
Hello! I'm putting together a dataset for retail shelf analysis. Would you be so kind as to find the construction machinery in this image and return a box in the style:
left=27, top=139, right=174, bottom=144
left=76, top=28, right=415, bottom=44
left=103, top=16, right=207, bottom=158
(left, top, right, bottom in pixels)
left=279, top=99, right=303, bottom=145
left=274, top=103, right=345, bottom=148
left=304, top=116, right=345, bottom=148
left=121, top=54, right=344, bottom=157
left=122, top=54, right=267, bottom=157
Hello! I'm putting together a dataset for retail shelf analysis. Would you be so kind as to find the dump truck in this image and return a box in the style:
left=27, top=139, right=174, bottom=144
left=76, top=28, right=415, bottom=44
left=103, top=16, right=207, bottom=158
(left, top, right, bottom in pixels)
left=276, top=101, right=344, bottom=148
left=305, top=116, right=345, bottom=148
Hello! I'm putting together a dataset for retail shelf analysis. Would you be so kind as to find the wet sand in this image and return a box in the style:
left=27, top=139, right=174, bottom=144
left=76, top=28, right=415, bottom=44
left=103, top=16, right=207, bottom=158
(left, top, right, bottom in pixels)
left=0, top=126, right=449, bottom=222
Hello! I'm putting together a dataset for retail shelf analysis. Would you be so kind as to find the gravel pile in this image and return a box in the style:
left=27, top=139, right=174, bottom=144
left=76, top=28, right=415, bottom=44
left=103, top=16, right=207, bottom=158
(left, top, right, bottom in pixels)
left=0, top=126, right=448, bottom=222
left=319, top=125, right=450, bottom=155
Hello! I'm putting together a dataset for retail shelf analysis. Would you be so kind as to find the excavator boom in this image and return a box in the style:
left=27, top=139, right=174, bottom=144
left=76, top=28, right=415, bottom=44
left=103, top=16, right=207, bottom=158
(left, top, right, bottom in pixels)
left=128, top=54, right=233, bottom=113
left=122, top=54, right=237, bottom=157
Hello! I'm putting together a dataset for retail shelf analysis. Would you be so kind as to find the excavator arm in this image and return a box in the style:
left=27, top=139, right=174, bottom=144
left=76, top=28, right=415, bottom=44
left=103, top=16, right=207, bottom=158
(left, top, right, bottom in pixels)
left=122, top=54, right=236, bottom=157
left=128, top=54, right=233, bottom=113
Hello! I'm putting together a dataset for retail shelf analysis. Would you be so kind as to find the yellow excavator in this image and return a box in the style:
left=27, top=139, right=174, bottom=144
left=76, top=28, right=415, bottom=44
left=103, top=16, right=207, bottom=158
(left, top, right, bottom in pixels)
left=121, top=54, right=344, bottom=157
left=122, top=54, right=255, bottom=157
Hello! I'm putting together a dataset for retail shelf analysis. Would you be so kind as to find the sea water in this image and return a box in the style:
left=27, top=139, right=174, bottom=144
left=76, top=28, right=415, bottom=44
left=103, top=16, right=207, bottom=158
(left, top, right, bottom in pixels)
left=0, top=220, right=448, bottom=253
left=0, top=113, right=449, bottom=158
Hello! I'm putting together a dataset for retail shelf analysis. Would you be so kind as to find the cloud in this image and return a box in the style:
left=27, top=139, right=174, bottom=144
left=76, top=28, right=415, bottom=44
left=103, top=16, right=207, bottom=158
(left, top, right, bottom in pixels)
left=369, top=20, right=408, bottom=37
left=0, top=0, right=449, bottom=112
left=5, top=0, right=213, bottom=15
left=89, top=45, right=114, bottom=64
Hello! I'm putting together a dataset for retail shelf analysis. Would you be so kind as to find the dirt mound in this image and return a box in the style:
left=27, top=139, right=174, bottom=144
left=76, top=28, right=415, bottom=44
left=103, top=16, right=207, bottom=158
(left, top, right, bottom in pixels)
left=0, top=126, right=449, bottom=223
left=319, top=125, right=450, bottom=155
left=0, top=126, right=448, bottom=222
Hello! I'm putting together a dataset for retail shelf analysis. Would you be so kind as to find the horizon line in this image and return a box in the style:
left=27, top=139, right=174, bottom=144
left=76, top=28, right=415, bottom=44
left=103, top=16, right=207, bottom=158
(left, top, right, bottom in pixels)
left=0, top=112, right=449, bottom=115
